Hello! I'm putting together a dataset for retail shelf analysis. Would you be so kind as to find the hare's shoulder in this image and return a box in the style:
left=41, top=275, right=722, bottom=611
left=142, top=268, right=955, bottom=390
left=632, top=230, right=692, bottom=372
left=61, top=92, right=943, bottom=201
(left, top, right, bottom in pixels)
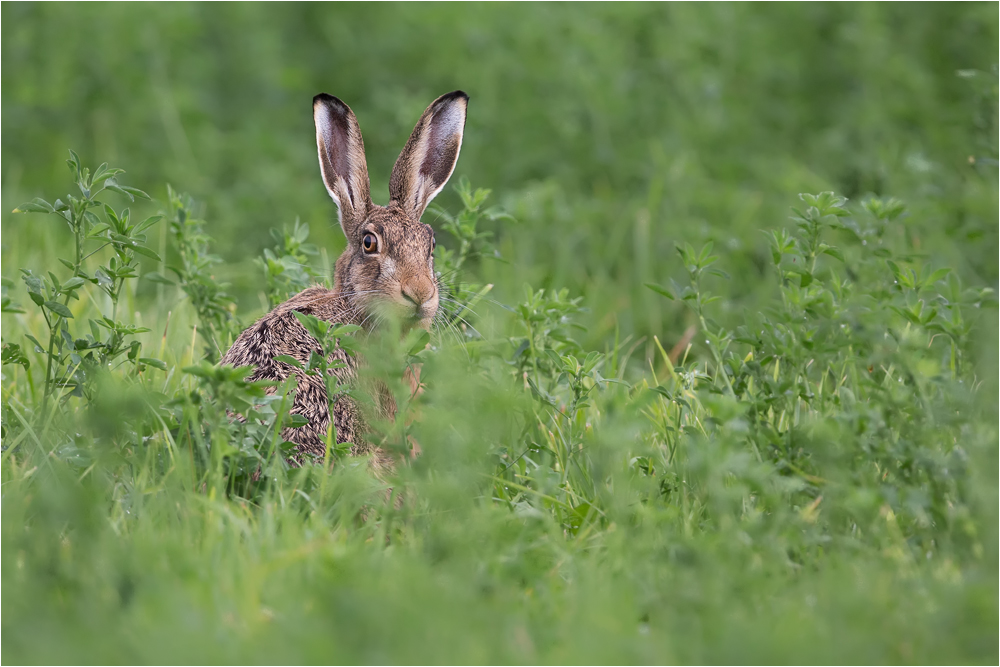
left=274, top=285, right=341, bottom=317
left=221, top=286, right=347, bottom=373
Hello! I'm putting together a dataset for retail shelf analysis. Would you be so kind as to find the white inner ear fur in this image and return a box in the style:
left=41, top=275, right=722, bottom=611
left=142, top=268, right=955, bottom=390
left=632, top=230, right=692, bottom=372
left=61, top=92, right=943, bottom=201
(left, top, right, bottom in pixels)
left=428, top=104, right=465, bottom=151
left=410, top=103, right=465, bottom=212
left=332, top=175, right=352, bottom=212
left=314, top=115, right=338, bottom=201
left=320, top=175, right=348, bottom=225
left=314, top=106, right=365, bottom=223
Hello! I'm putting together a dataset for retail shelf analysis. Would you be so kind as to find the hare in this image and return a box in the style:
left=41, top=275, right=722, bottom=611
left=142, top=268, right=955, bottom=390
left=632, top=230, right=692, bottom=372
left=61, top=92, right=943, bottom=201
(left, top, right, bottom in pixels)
left=221, top=91, right=468, bottom=474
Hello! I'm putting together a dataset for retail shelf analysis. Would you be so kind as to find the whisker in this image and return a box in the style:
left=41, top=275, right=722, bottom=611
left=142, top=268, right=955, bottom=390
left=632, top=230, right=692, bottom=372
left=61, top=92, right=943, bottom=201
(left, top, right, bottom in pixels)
left=435, top=304, right=484, bottom=342
left=438, top=296, right=482, bottom=321
left=446, top=286, right=513, bottom=312
left=450, top=313, right=484, bottom=340
left=432, top=314, right=471, bottom=359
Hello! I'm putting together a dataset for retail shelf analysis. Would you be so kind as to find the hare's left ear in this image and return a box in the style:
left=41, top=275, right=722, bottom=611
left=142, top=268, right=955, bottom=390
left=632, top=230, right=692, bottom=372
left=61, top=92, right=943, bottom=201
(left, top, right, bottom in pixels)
left=388, top=91, right=468, bottom=219
left=314, top=93, right=372, bottom=236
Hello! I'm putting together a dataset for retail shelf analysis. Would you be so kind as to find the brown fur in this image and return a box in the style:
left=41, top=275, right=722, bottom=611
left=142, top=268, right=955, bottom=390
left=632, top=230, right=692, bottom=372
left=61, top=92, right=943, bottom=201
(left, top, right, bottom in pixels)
left=221, top=91, right=468, bottom=473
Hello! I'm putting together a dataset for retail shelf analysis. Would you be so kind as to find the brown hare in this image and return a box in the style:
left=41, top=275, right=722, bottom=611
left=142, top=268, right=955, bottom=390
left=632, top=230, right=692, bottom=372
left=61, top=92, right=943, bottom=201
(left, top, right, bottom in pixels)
left=221, top=91, right=468, bottom=474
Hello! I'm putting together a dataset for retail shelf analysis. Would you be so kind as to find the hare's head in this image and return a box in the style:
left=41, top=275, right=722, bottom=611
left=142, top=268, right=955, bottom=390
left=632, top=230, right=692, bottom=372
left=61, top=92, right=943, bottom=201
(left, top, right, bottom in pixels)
left=313, top=91, right=467, bottom=331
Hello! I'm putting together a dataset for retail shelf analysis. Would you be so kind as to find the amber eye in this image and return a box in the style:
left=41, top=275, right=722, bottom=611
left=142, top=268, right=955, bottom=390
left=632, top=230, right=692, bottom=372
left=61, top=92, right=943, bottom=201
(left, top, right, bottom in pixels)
left=362, top=233, right=378, bottom=254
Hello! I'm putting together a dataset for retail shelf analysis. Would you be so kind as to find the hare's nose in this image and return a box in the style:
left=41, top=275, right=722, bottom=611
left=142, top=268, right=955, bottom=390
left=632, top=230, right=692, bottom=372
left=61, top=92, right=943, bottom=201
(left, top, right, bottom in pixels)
left=401, top=278, right=435, bottom=308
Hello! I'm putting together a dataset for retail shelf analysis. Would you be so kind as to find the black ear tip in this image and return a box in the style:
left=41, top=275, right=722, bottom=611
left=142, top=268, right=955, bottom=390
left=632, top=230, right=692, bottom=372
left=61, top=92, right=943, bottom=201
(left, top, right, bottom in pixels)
left=434, top=90, right=468, bottom=107
left=313, top=93, right=348, bottom=111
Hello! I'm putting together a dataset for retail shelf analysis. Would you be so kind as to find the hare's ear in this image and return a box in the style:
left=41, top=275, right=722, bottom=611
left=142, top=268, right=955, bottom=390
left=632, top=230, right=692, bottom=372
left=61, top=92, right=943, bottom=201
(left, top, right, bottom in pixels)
left=313, top=94, right=372, bottom=235
left=388, top=91, right=468, bottom=219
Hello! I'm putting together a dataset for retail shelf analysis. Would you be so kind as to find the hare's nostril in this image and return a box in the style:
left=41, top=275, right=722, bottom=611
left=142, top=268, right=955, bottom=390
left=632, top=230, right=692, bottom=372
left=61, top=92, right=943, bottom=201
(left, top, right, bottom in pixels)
left=401, top=282, right=433, bottom=308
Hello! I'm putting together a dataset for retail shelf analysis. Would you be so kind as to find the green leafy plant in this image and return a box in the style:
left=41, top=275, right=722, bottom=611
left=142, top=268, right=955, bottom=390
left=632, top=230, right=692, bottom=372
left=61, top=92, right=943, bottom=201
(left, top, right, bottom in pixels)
left=273, top=311, right=361, bottom=463
left=643, top=192, right=995, bottom=551
left=159, top=185, right=239, bottom=362
left=430, top=177, right=510, bottom=341
left=169, top=361, right=301, bottom=496
left=9, top=151, right=164, bottom=410
left=255, top=219, right=324, bottom=308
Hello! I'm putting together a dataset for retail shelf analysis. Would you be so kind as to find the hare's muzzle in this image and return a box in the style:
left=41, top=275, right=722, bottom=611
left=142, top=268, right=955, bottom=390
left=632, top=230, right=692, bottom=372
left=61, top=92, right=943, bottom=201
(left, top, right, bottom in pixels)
left=400, top=276, right=437, bottom=318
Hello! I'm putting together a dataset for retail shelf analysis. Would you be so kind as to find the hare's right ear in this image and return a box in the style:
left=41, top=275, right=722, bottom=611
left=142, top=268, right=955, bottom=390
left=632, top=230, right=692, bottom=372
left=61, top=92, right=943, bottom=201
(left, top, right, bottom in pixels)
left=388, top=91, right=468, bottom=220
left=313, top=94, right=372, bottom=235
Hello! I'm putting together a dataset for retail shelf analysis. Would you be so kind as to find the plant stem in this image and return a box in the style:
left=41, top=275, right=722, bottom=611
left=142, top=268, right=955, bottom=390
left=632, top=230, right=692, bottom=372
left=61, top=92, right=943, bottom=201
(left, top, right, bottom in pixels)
left=41, top=311, right=55, bottom=410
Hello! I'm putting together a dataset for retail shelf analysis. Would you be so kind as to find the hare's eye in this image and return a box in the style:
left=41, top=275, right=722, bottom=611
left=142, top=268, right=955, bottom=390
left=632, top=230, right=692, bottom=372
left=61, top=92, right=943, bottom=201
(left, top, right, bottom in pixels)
left=431, top=236, right=436, bottom=254
left=362, top=233, right=378, bottom=254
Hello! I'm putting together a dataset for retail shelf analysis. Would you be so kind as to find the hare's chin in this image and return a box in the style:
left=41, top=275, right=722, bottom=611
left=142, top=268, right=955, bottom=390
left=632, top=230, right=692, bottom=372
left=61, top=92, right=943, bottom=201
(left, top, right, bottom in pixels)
left=402, top=306, right=437, bottom=332
left=367, top=298, right=435, bottom=328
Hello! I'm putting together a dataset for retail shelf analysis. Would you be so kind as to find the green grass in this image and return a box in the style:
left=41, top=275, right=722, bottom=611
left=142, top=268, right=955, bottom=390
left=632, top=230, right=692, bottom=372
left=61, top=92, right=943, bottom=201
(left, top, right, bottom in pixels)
left=2, top=4, right=998, bottom=664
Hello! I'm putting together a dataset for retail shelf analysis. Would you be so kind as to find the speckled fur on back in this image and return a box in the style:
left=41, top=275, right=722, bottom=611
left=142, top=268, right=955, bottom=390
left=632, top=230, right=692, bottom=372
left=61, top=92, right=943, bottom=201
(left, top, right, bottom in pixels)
left=221, top=91, right=469, bottom=474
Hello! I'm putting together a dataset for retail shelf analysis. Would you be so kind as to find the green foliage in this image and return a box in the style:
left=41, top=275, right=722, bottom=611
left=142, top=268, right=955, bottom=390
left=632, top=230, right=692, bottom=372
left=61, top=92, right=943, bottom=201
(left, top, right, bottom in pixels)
left=162, top=185, right=239, bottom=362
left=172, top=360, right=302, bottom=494
left=282, top=311, right=361, bottom=462
left=1, top=6, right=997, bottom=663
left=8, top=152, right=162, bottom=408
left=3, top=154, right=997, bottom=661
left=646, top=191, right=995, bottom=557
left=256, top=220, right=324, bottom=308
left=431, top=177, right=509, bottom=343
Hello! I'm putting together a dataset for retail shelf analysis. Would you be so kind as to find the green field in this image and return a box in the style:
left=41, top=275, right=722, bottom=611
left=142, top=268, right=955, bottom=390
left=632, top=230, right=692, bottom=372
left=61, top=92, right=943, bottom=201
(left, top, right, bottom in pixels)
left=2, top=4, right=998, bottom=663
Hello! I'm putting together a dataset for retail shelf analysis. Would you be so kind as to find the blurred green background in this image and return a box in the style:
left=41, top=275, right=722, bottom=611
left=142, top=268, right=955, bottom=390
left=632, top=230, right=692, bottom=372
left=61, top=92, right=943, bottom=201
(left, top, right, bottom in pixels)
left=3, top=2, right=997, bottom=346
